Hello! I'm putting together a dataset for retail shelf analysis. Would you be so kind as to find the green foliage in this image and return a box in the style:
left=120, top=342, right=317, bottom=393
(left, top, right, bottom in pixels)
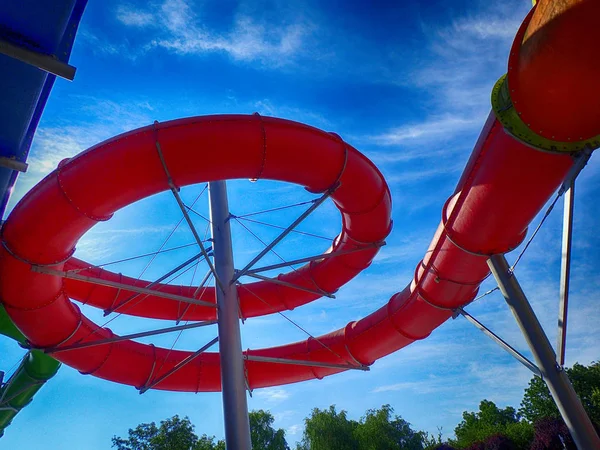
left=450, top=400, right=533, bottom=450
left=112, top=411, right=288, bottom=450
left=110, top=361, right=600, bottom=450
left=355, top=405, right=424, bottom=450
left=112, top=415, right=210, bottom=450
left=196, top=435, right=225, bottom=450
left=299, top=405, right=359, bottom=450
left=520, top=361, right=600, bottom=424
left=299, top=404, right=425, bottom=450
left=250, top=409, right=290, bottom=450
left=421, top=428, right=445, bottom=450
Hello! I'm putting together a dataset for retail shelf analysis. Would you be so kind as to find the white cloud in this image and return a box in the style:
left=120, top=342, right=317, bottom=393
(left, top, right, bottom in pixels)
left=370, top=116, right=479, bottom=147
left=287, top=424, right=302, bottom=435
left=365, top=3, right=529, bottom=155
left=254, top=387, right=290, bottom=403
left=372, top=378, right=450, bottom=395
left=384, top=162, right=464, bottom=185
left=273, top=409, right=297, bottom=422
left=116, top=6, right=154, bottom=27
left=115, top=0, right=313, bottom=67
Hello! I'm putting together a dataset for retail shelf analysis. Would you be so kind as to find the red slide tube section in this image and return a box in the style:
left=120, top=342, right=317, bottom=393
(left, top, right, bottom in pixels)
left=0, top=0, right=597, bottom=391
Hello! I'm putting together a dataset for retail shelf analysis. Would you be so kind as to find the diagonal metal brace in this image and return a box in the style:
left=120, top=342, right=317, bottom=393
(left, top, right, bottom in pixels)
left=104, top=249, right=212, bottom=315
left=44, top=320, right=217, bottom=354
left=455, top=307, right=541, bottom=377
left=233, top=184, right=339, bottom=282
left=244, top=355, right=369, bottom=371
left=31, top=266, right=217, bottom=308
left=246, top=241, right=386, bottom=275
left=240, top=272, right=335, bottom=299
left=153, top=127, right=223, bottom=292
left=138, top=336, right=218, bottom=394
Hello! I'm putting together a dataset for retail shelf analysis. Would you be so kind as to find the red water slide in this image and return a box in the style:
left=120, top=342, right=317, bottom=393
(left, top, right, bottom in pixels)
left=0, top=0, right=598, bottom=392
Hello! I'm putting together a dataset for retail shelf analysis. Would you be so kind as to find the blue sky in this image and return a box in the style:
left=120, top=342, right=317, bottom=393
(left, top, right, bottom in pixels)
left=2, top=0, right=600, bottom=448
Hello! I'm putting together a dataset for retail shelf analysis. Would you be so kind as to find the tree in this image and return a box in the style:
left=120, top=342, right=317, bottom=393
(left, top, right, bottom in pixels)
left=197, top=435, right=225, bottom=450
left=298, top=405, right=359, bottom=450
left=354, top=404, right=424, bottom=450
left=112, top=411, right=287, bottom=450
left=450, top=400, right=532, bottom=449
left=421, top=428, right=445, bottom=450
left=250, top=409, right=289, bottom=450
left=520, top=361, right=600, bottom=424
left=111, top=415, right=218, bottom=450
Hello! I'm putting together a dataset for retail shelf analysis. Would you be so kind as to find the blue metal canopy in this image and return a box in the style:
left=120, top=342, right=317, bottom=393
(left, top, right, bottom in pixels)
left=0, top=0, right=88, bottom=217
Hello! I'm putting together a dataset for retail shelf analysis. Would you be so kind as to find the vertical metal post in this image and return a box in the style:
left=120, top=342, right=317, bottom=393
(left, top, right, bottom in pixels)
left=557, top=183, right=574, bottom=367
left=488, top=254, right=600, bottom=449
left=209, top=181, right=252, bottom=450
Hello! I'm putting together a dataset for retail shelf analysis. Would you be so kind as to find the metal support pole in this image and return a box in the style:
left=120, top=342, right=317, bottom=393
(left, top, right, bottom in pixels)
left=557, top=183, right=574, bottom=367
left=209, top=181, right=252, bottom=450
left=488, top=254, right=600, bottom=449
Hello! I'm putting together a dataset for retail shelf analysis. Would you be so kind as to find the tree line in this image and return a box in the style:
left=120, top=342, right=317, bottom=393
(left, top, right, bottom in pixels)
left=112, top=361, right=600, bottom=449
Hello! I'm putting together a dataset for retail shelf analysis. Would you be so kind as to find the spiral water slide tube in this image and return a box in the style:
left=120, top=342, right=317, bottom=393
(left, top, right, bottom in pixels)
left=0, top=306, right=60, bottom=437
left=0, top=0, right=599, bottom=393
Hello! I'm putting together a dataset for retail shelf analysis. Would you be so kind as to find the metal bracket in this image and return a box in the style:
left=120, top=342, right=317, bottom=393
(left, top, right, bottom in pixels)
left=0, top=37, right=76, bottom=81
left=558, top=148, right=593, bottom=196
left=0, top=157, right=28, bottom=173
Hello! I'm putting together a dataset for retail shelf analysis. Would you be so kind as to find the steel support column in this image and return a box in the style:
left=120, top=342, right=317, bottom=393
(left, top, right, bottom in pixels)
left=488, top=254, right=600, bottom=449
left=557, top=183, right=574, bottom=367
left=209, top=181, right=252, bottom=450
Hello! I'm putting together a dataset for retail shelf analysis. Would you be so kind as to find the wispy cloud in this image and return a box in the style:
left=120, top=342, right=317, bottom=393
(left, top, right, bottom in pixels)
left=113, top=0, right=313, bottom=67
left=287, top=424, right=302, bottom=435
left=254, top=387, right=291, bottom=403
left=372, top=376, right=451, bottom=395
left=116, top=6, right=154, bottom=27
left=370, top=116, right=478, bottom=147
left=384, top=162, right=464, bottom=185
left=365, top=3, right=529, bottom=155
left=253, top=99, right=331, bottom=129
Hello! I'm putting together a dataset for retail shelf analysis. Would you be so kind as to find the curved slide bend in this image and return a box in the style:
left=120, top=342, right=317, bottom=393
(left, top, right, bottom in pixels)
left=0, top=0, right=599, bottom=392
left=0, top=306, right=60, bottom=437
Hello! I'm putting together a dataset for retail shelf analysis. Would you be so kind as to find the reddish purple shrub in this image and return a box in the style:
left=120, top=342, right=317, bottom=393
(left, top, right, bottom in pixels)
left=530, top=418, right=575, bottom=450
left=483, top=434, right=515, bottom=450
